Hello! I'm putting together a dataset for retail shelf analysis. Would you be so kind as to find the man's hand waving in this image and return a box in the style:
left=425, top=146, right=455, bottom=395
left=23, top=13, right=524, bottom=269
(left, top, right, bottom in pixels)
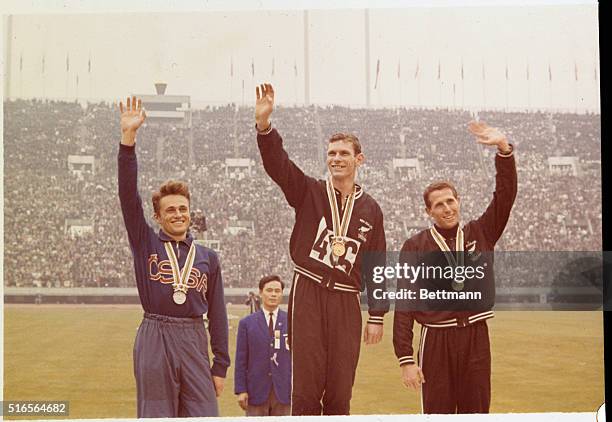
left=255, top=83, right=274, bottom=132
left=119, top=96, right=146, bottom=146
left=468, top=120, right=511, bottom=154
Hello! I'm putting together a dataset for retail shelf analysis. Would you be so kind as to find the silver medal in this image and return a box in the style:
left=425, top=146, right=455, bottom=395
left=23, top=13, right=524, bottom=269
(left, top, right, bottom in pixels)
left=173, top=290, right=187, bottom=305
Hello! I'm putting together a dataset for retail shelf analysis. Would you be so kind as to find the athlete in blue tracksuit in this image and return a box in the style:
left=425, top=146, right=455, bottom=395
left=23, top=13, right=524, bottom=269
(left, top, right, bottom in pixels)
left=117, top=96, right=229, bottom=417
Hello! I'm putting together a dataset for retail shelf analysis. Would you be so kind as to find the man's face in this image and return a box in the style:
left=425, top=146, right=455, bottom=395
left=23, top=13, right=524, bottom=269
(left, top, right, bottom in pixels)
left=326, top=140, right=364, bottom=181
left=426, top=188, right=461, bottom=230
left=155, top=194, right=191, bottom=239
left=260, top=280, right=283, bottom=311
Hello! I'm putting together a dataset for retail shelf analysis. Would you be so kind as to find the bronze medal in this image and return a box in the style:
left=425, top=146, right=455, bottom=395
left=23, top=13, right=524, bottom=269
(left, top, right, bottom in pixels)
left=452, top=279, right=464, bottom=291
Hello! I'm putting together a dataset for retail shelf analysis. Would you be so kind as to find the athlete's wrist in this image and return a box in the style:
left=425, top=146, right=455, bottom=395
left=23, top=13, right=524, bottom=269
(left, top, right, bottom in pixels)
left=256, top=120, right=272, bottom=134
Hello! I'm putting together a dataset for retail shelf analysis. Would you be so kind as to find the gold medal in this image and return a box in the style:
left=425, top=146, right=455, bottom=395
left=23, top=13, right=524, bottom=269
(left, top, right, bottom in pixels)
left=326, top=178, right=356, bottom=264
left=332, top=239, right=346, bottom=257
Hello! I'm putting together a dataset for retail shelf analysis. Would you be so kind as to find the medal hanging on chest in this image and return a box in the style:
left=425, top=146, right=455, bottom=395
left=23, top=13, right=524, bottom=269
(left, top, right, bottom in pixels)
left=430, top=226, right=465, bottom=291
left=326, top=178, right=356, bottom=260
left=164, top=242, right=196, bottom=305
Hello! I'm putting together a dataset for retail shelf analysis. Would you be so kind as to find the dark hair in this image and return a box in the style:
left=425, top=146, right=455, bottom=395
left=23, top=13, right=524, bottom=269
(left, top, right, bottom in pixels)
left=259, top=275, right=284, bottom=291
left=152, top=180, right=190, bottom=215
left=423, top=181, right=459, bottom=209
left=328, top=133, right=362, bottom=155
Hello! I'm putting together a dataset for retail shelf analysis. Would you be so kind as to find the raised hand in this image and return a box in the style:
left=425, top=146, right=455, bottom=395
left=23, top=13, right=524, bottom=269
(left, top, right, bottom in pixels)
left=119, top=96, right=146, bottom=146
left=468, top=120, right=510, bottom=152
left=255, top=83, right=274, bottom=131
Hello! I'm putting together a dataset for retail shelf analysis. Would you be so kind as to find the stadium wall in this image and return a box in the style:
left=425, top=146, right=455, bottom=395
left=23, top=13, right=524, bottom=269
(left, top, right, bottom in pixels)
left=3, top=287, right=601, bottom=310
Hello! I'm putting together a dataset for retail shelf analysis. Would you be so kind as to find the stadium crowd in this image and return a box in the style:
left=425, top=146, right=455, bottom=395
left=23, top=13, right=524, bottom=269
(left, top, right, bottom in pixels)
left=3, top=99, right=601, bottom=288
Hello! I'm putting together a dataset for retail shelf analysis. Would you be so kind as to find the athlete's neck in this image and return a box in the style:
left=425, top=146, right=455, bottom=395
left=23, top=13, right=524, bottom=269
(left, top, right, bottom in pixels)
left=162, top=230, right=187, bottom=242
left=331, top=177, right=355, bottom=198
left=433, top=224, right=460, bottom=240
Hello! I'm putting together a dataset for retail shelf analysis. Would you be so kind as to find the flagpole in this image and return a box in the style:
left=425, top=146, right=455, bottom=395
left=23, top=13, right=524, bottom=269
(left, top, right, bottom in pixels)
left=461, top=67, right=464, bottom=109
left=505, top=61, right=509, bottom=112
left=574, top=62, right=578, bottom=113
left=549, top=62, right=553, bottom=111
left=294, top=73, right=298, bottom=106
left=505, top=78, right=508, bottom=111
left=595, top=61, right=600, bottom=114
left=398, top=61, right=402, bottom=107
left=65, top=53, right=69, bottom=101
left=437, top=60, right=441, bottom=108
left=229, top=57, right=233, bottom=106
left=482, top=61, right=486, bottom=111
left=42, top=55, right=46, bottom=99
left=293, top=60, right=298, bottom=105
left=399, top=76, right=402, bottom=107
left=19, top=53, right=23, bottom=98
left=526, top=62, right=531, bottom=112
left=415, top=59, right=420, bottom=108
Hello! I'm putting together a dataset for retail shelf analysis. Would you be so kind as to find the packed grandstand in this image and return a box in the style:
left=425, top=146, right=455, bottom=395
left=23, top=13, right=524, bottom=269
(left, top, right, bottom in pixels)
left=3, top=99, right=601, bottom=289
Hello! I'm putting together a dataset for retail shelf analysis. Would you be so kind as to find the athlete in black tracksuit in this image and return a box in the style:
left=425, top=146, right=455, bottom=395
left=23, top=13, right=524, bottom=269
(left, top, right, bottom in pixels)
left=255, top=84, right=389, bottom=415
left=393, top=121, right=517, bottom=414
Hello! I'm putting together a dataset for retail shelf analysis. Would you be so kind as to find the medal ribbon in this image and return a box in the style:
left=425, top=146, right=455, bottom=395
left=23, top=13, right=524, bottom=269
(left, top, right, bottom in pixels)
left=325, top=178, right=356, bottom=241
left=164, top=242, right=197, bottom=293
left=429, top=226, right=465, bottom=268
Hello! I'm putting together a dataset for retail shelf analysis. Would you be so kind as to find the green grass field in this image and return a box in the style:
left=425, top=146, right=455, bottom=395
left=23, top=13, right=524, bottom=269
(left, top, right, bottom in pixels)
left=3, top=305, right=604, bottom=418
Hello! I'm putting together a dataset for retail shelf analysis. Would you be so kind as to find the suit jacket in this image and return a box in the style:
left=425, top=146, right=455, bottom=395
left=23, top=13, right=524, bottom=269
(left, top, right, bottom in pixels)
left=234, top=309, right=291, bottom=405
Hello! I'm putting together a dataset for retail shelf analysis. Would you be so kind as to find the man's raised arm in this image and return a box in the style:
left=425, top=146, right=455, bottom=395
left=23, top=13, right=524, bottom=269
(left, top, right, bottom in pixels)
left=467, top=120, right=518, bottom=244
left=117, top=96, right=148, bottom=248
left=255, top=83, right=313, bottom=209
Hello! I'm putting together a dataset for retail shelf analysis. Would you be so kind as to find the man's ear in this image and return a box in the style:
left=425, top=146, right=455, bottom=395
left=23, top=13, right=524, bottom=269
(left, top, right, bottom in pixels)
left=425, top=207, right=432, bottom=218
left=153, top=213, right=161, bottom=224
left=356, top=152, right=365, bottom=166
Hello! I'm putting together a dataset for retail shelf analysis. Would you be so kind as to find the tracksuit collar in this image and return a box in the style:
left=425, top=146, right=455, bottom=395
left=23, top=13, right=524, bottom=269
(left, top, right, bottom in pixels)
left=158, top=229, right=194, bottom=246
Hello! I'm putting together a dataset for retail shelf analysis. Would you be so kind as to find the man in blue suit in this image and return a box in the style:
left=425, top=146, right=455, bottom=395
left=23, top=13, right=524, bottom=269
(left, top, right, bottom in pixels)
left=234, top=275, right=291, bottom=416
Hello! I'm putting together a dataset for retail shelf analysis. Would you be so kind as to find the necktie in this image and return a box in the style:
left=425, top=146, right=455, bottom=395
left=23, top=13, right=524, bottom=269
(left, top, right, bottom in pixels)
left=268, top=312, right=274, bottom=337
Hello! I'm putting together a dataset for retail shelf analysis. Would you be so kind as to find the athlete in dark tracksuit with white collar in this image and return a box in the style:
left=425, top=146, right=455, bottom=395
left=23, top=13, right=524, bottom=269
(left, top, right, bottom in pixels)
left=117, top=96, right=229, bottom=418
left=254, top=84, right=389, bottom=415
left=393, top=121, right=517, bottom=414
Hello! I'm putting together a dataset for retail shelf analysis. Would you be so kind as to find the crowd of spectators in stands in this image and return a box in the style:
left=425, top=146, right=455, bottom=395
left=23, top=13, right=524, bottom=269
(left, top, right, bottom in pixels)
left=3, top=99, right=601, bottom=288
